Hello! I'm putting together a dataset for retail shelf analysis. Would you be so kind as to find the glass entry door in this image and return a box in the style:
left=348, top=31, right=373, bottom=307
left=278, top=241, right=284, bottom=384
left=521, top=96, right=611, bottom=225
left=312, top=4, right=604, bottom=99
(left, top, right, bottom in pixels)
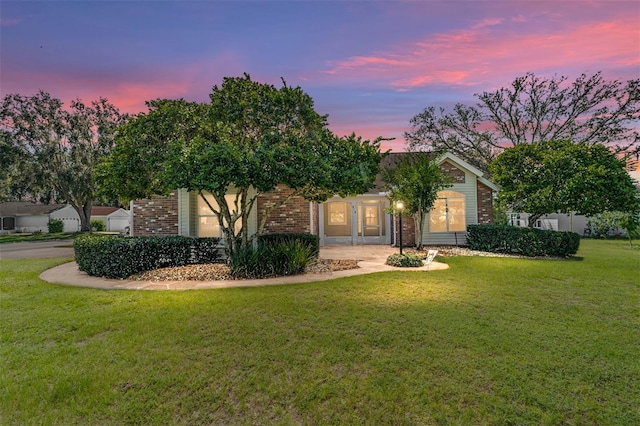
left=357, top=201, right=385, bottom=244
left=322, top=199, right=388, bottom=245
left=359, top=202, right=381, bottom=237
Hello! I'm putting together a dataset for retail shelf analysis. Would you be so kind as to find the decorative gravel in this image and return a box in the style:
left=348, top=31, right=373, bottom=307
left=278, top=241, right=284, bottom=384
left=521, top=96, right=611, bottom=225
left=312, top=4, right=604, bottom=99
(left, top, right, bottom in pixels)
left=131, top=259, right=360, bottom=281
left=130, top=247, right=528, bottom=281
left=131, top=263, right=234, bottom=281
left=305, top=259, right=360, bottom=273
left=412, top=246, right=526, bottom=258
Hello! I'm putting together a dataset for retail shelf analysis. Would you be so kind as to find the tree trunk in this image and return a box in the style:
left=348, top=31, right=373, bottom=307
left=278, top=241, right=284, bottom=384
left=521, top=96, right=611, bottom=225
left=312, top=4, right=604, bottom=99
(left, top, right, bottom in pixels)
left=415, top=212, right=425, bottom=250
left=75, top=201, right=92, bottom=232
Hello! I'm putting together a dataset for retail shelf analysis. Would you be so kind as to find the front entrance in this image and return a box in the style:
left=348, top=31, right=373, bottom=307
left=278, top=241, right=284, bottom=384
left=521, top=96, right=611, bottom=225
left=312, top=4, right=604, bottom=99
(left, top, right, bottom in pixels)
left=320, top=197, right=390, bottom=245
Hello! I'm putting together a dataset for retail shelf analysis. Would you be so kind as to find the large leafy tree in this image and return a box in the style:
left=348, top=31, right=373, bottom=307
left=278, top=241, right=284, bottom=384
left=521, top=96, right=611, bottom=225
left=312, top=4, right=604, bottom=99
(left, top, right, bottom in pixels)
left=99, top=74, right=383, bottom=257
left=382, top=153, right=452, bottom=248
left=490, top=140, right=639, bottom=227
left=406, top=72, right=640, bottom=175
left=0, top=91, right=127, bottom=231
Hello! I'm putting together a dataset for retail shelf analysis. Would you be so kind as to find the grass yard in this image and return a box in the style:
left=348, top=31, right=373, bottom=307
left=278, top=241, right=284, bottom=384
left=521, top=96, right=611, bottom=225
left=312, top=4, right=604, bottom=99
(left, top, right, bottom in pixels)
left=1, top=240, right=638, bottom=425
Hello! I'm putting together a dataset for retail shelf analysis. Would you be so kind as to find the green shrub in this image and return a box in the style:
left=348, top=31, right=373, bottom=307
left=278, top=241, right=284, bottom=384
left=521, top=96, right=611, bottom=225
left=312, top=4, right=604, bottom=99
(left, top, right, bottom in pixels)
left=586, top=212, right=629, bottom=239
left=258, top=233, right=320, bottom=258
left=466, top=224, right=580, bottom=257
left=230, top=240, right=315, bottom=279
left=90, top=219, right=106, bottom=232
left=386, top=253, right=424, bottom=267
left=74, top=235, right=222, bottom=279
left=48, top=219, right=64, bottom=233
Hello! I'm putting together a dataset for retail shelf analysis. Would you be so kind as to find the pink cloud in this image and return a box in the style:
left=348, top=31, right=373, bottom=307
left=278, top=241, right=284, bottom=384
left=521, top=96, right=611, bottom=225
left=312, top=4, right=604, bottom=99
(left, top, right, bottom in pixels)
left=1, top=67, right=194, bottom=114
left=322, top=15, right=640, bottom=91
left=328, top=118, right=409, bottom=152
left=0, top=18, right=21, bottom=27
left=325, top=56, right=413, bottom=75
left=1, top=51, right=251, bottom=114
left=471, top=18, right=503, bottom=30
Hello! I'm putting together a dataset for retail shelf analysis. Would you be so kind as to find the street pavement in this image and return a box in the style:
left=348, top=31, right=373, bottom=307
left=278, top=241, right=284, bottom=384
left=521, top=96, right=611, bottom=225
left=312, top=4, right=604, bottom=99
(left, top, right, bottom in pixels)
left=0, top=240, right=75, bottom=259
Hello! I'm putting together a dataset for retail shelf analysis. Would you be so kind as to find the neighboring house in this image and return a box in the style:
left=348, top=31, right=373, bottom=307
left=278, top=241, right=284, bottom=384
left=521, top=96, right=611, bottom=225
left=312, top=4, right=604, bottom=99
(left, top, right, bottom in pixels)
left=508, top=213, right=587, bottom=234
left=131, top=152, right=498, bottom=247
left=90, top=206, right=131, bottom=232
left=0, top=202, right=80, bottom=233
left=0, top=202, right=131, bottom=233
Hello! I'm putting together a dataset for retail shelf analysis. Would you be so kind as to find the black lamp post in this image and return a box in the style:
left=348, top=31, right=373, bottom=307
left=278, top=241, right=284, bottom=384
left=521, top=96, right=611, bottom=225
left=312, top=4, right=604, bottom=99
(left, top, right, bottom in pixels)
left=396, top=201, right=404, bottom=255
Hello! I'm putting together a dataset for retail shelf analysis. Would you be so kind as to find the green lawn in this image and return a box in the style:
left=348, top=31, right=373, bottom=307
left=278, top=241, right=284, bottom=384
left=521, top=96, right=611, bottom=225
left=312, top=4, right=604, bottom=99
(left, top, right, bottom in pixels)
left=1, top=240, right=638, bottom=425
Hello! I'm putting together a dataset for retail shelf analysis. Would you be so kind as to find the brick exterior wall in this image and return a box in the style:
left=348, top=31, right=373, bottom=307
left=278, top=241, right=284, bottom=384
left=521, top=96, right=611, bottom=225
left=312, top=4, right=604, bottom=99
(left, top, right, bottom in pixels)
left=257, top=185, right=312, bottom=234
left=439, top=161, right=466, bottom=183
left=311, top=202, right=319, bottom=236
left=393, top=215, right=416, bottom=248
left=132, top=187, right=317, bottom=238
left=477, top=181, right=494, bottom=224
left=133, top=192, right=179, bottom=236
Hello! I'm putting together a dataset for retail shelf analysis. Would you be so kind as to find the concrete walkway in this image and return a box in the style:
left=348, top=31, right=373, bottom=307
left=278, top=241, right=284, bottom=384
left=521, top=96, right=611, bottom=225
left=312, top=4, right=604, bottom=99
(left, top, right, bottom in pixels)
left=39, top=245, right=448, bottom=290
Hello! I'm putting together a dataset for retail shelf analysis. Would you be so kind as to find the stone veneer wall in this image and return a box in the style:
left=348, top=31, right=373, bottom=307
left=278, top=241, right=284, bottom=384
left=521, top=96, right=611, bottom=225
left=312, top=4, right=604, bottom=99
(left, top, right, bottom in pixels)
left=439, top=161, right=466, bottom=183
left=257, top=185, right=312, bottom=234
left=477, top=181, right=494, bottom=224
left=133, top=191, right=179, bottom=236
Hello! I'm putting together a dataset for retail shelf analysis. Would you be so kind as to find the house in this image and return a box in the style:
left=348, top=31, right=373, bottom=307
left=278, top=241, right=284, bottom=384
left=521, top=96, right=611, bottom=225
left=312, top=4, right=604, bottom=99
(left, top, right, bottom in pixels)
left=90, top=206, right=131, bottom=232
left=508, top=213, right=586, bottom=234
left=131, top=152, right=498, bottom=247
left=0, top=202, right=131, bottom=233
left=0, top=202, right=79, bottom=233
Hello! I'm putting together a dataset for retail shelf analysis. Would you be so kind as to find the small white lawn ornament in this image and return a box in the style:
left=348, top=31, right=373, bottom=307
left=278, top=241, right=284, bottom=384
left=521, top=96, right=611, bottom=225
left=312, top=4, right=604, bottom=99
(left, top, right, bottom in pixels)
left=423, top=249, right=438, bottom=270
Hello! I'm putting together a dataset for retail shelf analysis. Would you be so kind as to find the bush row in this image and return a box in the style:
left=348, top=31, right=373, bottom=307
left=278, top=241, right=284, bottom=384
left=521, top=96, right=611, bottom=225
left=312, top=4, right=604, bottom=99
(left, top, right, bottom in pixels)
left=74, top=234, right=222, bottom=279
left=466, top=225, right=580, bottom=257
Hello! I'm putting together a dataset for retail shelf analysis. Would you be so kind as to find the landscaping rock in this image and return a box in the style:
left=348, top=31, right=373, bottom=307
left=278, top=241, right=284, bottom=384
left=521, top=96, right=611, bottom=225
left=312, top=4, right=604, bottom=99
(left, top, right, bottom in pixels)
left=131, top=259, right=359, bottom=281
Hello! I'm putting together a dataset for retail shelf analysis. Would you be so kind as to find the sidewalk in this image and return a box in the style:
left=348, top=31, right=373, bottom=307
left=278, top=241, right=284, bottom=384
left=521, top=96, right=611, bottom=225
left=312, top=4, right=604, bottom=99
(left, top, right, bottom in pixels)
left=39, top=245, right=448, bottom=290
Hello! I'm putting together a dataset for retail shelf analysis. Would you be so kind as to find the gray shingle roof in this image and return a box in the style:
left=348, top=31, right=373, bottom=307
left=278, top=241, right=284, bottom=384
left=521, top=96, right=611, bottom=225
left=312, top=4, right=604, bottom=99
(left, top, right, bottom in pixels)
left=0, top=202, right=67, bottom=216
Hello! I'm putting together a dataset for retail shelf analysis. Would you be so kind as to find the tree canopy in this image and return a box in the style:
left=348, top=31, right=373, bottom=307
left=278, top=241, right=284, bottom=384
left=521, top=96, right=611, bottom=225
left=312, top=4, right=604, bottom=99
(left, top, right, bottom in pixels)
left=0, top=91, right=127, bottom=231
left=406, top=72, right=640, bottom=175
left=490, top=140, right=639, bottom=227
left=382, top=153, right=452, bottom=248
left=99, top=74, right=383, bottom=256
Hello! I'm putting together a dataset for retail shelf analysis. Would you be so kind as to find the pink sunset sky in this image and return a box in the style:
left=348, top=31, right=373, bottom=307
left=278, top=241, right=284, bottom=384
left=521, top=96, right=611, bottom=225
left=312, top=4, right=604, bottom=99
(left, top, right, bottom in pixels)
left=1, top=1, right=639, bottom=152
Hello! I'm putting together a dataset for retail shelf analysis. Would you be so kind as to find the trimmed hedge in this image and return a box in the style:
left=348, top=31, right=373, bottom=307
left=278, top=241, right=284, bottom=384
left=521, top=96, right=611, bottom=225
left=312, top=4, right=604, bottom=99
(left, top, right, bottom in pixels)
left=386, top=253, right=424, bottom=267
left=258, top=233, right=320, bottom=258
left=466, top=224, right=580, bottom=257
left=48, top=219, right=64, bottom=233
left=230, top=240, right=315, bottom=279
left=90, top=220, right=106, bottom=232
left=74, top=234, right=222, bottom=279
